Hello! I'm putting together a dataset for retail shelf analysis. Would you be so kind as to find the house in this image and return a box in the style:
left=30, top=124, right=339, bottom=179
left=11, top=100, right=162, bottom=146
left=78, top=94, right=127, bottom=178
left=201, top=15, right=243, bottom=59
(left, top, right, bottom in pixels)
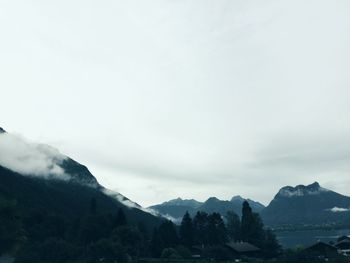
left=225, top=241, right=261, bottom=257
left=304, top=241, right=338, bottom=256
left=337, top=235, right=350, bottom=243
left=335, top=239, right=350, bottom=256
left=191, top=242, right=261, bottom=259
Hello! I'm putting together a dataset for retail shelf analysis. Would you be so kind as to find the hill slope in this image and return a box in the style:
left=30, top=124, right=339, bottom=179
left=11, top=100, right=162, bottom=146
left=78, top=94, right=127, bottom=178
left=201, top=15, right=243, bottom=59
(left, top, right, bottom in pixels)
left=261, top=182, right=350, bottom=227
left=0, top=128, right=161, bottom=230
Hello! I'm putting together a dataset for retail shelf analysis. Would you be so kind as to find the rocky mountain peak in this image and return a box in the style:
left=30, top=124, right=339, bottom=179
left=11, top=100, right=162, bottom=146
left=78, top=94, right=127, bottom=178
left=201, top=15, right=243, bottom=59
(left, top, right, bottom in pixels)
left=278, top=182, right=328, bottom=198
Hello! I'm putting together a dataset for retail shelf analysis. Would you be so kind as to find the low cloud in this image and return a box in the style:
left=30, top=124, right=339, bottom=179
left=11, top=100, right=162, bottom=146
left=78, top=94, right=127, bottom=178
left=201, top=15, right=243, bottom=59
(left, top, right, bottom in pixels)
left=103, top=188, right=175, bottom=218
left=328, top=207, right=350, bottom=213
left=0, top=132, right=68, bottom=179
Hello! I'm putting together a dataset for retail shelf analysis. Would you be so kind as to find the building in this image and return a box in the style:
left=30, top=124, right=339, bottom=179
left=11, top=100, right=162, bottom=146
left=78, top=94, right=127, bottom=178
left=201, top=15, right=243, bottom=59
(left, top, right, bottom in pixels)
left=225, top=241, right=261, bottom=257
left=304, top=241, right=338, bottom=256
left=335, top=239, right=350, bottom=256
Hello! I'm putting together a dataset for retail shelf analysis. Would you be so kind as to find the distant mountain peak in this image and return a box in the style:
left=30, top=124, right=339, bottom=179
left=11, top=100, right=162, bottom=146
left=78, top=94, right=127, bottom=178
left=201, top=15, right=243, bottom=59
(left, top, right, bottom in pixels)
left=231, top=195, right=245, bottom=202
left=278, top=182, right=329, bottom=198
left=0, top=127, right=6, bottom=133
left=206, top=197, right=220, bottom=203
left=159, top=198, right=202, bottom=208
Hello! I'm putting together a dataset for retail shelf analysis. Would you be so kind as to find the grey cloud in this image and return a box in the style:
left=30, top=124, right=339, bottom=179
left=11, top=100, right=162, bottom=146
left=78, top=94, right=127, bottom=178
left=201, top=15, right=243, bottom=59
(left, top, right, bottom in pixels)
left=1, top=0, right=350, bottom=206
left=0, top=133, right=68, bottom=179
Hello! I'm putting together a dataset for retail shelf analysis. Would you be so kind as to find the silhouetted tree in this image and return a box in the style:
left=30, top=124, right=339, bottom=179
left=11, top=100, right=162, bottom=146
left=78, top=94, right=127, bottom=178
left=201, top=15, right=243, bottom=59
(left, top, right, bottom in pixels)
left=150, top=227, right=163, bottom=257
left=226, top=211, right=241, bottom=241
left=158, top=220, right=179, bottom=248
left=240, top=201, right=280, bottom=257
left=79, top=215, right=109, bottom=245
left=193, top=211, right=209, bottom=245
left=207, top=212, right=227, bottom=245
left=262, top=229, right=281, bottom=257
left=116, top=208, right=127, bottom=226
left=0, top=196, right=22, bottom=254
left=113, top=225, right=143, bottom=257
left=179, top=211, right=194, bottom=248
left=89, top=198, right=97, bottom=215
left=241, top=201, right=253, bottom=241
left=241, top=201, right=265, bottom=244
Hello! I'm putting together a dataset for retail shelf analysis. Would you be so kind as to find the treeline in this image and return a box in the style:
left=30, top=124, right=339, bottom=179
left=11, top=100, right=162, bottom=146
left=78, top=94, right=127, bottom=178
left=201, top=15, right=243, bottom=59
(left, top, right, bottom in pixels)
left=1, top=194, right=149, bottom=263
left=149, top=201, right=281, bottom=260
left=1, top=192, right=281, bottom=262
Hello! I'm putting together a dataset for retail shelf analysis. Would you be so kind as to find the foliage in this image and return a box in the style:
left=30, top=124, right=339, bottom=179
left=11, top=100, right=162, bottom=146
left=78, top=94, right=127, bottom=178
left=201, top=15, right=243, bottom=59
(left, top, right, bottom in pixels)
left=158, top=220, right=179, bottom=248
left=0, top=195, right=23, bottom=255
left=193, top=211, right=209, bottom=245
left=226, top=211, right=241, bottom=241
left=160, top=248, right=181, bottom=259
left=202, top=245, right=232, bottom=261
left=179, top=211, right=194, bottom=248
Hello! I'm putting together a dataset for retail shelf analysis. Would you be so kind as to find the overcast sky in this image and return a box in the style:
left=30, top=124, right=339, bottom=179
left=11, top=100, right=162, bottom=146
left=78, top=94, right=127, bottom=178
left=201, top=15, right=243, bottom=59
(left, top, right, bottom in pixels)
left=1, top=0, right=350, bottom=207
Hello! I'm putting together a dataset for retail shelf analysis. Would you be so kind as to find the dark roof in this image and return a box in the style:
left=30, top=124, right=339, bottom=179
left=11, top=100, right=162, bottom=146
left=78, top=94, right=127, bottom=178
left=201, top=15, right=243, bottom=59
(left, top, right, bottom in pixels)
left=335, top=240, right=350, bottom=250
left=225, top=242, right=260, bottom=252
left=337, top=235, right=350, bottom=242
left=305, top=242, right=337, bottom=254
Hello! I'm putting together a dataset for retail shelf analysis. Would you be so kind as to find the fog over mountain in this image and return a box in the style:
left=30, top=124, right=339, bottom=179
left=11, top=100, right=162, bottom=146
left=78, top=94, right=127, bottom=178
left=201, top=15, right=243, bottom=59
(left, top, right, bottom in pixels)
left=0, top=129, right=67, bottom=179
left=1, top=0, right=350, bottom=206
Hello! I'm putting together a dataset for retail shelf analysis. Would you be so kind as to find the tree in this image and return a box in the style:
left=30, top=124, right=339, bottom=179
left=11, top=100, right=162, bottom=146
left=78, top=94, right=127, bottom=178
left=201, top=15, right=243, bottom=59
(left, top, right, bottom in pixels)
left=262, top=229, right=281, bottom=258
left=89, top=198, right=97, bottom=215
left=0, top=196, right=22, bottom=254
left=113, top=226, right=143, bottom=257
left=241, top=201, right=264, bottom=244
left=226, top=211, right=241, bottom=241
left=240, top=201, right=281, bottom=257
left=161, top=248, right=181, bottom=259
left=207, top=212, right=227, bottom=245
left=193, top=211, right=209, bottom=245
left=158, top=220, right=179, bottom=248
left=150, top=227, right=163, bottom=257
left=241, top=201, right=253, bottom=242
left=86, top=238, right=129, bottom=263
left=116, top=208, right=127, bottom=226
left=179, top=211, right=194, bottom=248
left=78, top=215, right=109, bottom=245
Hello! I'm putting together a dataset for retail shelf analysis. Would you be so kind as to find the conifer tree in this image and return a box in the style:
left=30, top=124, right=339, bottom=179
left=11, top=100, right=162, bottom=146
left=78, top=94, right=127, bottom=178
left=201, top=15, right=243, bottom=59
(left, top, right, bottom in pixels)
left=116, top=208, right=127, bottom=226
left=158, top=220, right=179, bottom=248
left=226, top=211, right=241, bottom=241
left=179, top=211, right=194, bottom=248
left=207, top=212, right=227, bottom=245
left=241, top=201, right=254, bottom=242
left=150, top=227, right=163, bottom=257
left=193, top=211, right=209, bottom=245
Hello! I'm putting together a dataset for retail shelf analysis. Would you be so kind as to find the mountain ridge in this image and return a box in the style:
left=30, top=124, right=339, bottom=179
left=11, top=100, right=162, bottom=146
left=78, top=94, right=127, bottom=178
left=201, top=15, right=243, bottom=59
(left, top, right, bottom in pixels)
left=262, top=182, right=350, bottom=227
left=149, top=195, right=265, bottom=222
left=0, top=129, right=161, bottom=230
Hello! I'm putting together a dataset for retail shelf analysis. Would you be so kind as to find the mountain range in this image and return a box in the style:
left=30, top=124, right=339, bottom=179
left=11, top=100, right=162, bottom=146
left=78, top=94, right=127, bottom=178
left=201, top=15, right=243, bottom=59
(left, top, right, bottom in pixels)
left=149, top=196, right=265, bottom=222
left=150, top=182, right=350, bottom=227
left=2, top=127, right=350, bottom=229
left=0, top=127, right=161, bottom=231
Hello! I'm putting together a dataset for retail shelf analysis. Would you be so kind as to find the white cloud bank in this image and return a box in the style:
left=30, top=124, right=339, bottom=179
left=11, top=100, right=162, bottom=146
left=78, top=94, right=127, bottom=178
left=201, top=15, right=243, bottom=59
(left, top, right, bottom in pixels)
left=1, top=0, right=350, bottom=206
left=0, top=132, right=68, bottom=179
left=102, top=188, right=163, bottom=216
left=329, top=207, right=350, bottom=213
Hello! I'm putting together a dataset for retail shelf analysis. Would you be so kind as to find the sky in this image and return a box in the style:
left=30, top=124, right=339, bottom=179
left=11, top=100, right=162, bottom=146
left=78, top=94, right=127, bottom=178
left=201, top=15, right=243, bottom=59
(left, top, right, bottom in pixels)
left=1, top=0, right=350, bottom=207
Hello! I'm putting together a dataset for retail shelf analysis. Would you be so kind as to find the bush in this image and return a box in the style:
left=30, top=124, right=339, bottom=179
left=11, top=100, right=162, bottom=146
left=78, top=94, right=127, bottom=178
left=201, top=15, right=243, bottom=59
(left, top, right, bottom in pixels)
left=161, top=248, right=182, bottom=259
left=175, top=245, right=192, bottom=259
